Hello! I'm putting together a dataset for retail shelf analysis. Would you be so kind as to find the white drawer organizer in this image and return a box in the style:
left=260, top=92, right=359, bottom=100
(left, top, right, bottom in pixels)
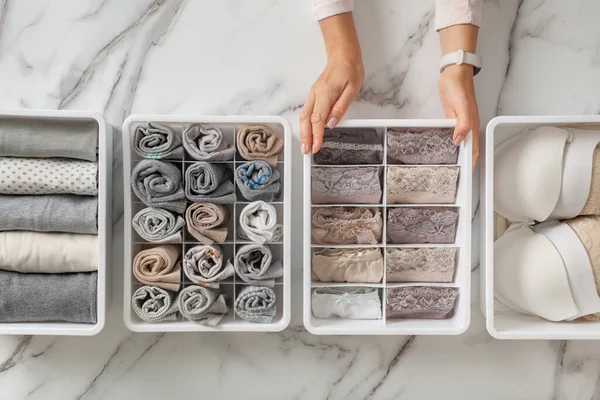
left=303, top=119, right=472, bottom=335
left=482, top=115, right=600, bottom=340
left=123, top=115, right=291, bottom=332
left=0, top=109, right=112, bottom=336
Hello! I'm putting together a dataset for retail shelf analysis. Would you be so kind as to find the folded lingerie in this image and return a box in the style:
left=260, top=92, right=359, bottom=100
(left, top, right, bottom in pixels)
left=311, top=166, right=382, bottom=204
left=386, top=247, right=457, bottom=283
left=387, top=207, right=459, bottom=244
left=313, top=128, right=383, bottom=165
left=311, top=207, right=383, bottom=245
left=386, top=166, right=459, bottom=204
left=387, top=128, right=458, bottom=165
left=312, top=248, right=383, bottom=283
left=312, top=287, right=382, bottom=320
left=386, top=286, right=458, bottom=319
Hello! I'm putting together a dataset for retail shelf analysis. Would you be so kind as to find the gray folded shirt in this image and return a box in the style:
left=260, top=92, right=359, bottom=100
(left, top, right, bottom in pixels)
left=131, top=160, right=187, bottom=214
left=0, top=118, right=98, bottom=161
left=0, top=195, right=98, bottom=234
left=0, top=270, right=97, bottom=323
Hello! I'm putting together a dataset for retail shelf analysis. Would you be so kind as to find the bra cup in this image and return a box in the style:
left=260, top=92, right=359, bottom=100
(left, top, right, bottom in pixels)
left=494, top=127, right=568, bottom=222
left=494, top=225, right=579, bottom=321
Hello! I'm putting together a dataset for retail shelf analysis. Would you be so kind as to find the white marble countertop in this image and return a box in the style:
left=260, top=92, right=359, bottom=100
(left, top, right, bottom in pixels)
left=1, top=0, right=600, bottom=399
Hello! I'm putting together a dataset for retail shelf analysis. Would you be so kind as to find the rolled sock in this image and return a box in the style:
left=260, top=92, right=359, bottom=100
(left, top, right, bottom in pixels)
left=0, top=157, right=97, bottom=196
left=0, top=195, right=97, bottom=234
left=0, top=231, right=98, bottom=273
left=234, top=285, right=276, bottom=323
left=185, top=203, right=229, bottom=244
left=131, top=160, right=186, bottom=213
left=234, top=244, right=283, bottom=287
left=133, top=122, right=183, bottom=159
left=183, top=245, right=234, bottom=287
left=235, top=161, right=281, bottom=202
left=236, top=125, right=283, bottom=167
left=132, top=245, right=181, bottom=291
left=177, top=285, right=228, bottom=326
left=0, top=118, right=98, bottom=161
left=183, top=124, right=236, bottom=161
left=184, top=162, right=235, bottom=203
left=132, top=207, right=185, bottom=243
left=238, top=201, right=282, bottom=244
left=0, top=270, right=97, bottom=323
left=131, top=286, right=178, bottom=323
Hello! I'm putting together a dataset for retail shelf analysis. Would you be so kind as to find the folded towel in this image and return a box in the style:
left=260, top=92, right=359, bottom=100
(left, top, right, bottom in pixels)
left=185, top=203, right=229, bottom=244
left=0, top=118, right=98, bottom=161
left=235, top=161, right=281, bottom=202
left=183, top=245, right=234, bottom=287
left=0, top=270, right=97, bottom=323
left=0, top=195, right=97, bottom=234
left=311, top=287, right=381, bottom=319
left=131, top=160, right=186, bottom=213
left=133, top=122, right=183, bottom=159
left=236, top=125, right=283, bottom=167
left=239, top=201, right=282, bottom=244
left=178, top=285, right=228, bottom=326
left=0, top=157, right=97, bottom=196
left=131, top=286, right=178, bottom=322
left=0, top=231, right=98, bottom=273
left=185, top=162, right=235, bottom=203
left=132, top=207, right=185, bottom=243
left=234, top=285, right=277, bottom=323
left=234, top=244, right=283, bottom=287
left=183, top=124, right=236, bottom=161
left=132, top=245, right=181, bottom=291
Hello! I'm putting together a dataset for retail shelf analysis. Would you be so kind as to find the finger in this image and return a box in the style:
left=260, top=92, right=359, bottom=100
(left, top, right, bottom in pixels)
left=299, top=91, right=316, bottom=154
left=471, top=105, right=480, bottom=170
left=453, top=101, right=472, bottom=146
left=311, top=91, right=334, bottom=153
left=326, top=84, right=359, bottom=129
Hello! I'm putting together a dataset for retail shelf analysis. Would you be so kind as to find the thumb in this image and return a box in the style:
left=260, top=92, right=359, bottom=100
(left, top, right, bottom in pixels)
left=453, top=105, right=472, bottom=146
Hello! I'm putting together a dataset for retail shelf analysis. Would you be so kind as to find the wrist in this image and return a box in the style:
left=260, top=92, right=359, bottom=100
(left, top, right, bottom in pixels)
left=442, top=64, right=474, bottom=77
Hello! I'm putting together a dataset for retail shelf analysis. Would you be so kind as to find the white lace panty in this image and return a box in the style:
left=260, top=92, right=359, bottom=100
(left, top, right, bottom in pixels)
left=312, top=287, right=382, bottom=319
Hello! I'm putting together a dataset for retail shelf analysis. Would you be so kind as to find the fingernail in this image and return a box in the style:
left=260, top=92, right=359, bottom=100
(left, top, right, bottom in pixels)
left=312, top=144, right=317, bottom=154
left=326, top=117, right=338, bottom=129
left=454, top=136, right=464, bottom=146
left=301, top=143, right=308, bottom=154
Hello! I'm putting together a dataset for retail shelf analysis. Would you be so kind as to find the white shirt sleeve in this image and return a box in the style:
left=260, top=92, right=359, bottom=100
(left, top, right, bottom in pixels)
left=435, top=0, right=483, bottom=30
left=312, top=0, right=354, bottom=21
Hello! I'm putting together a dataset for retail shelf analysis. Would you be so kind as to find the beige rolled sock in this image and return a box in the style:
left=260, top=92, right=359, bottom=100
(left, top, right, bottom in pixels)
left=185, top=203, right=229, bottom=244
left=236, top=125, right=284, bottom=167
left=133, top=245, right=181, bottom=291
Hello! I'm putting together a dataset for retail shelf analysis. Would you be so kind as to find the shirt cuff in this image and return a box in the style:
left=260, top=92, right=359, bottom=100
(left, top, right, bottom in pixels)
left=313, top=0, right=354, bottom=21
left=435, top=0, right=483, bottom=31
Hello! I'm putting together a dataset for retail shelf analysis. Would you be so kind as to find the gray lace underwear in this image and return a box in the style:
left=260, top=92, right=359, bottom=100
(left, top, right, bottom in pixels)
left=387, top=128, right=458, bottom=164
left=387, top=207, right=459, bottom=244
left=386, top=286, right=459, bottom=319
left=312, top=166, right=382, bottom=204
left=313, top=128, right=383, bottom=165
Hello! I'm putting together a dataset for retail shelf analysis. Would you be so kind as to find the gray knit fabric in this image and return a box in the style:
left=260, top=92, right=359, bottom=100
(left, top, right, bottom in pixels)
left=132, top=286, right=178, bottom=322
left=235, top=161, right=281, bottom=202
left=184, top=162, right=235, bottom=203
left=132, top=207, right=185, bottom=243
left=177, top=285, right=228, bottom=326
left=0, top=195, right=97, bottom=234
left=0, top=118, right=98, bottom=161
left=234, top=285, right=276, bottom=323
left=133, top=122, right=183, bottom=159
left=131, top=159, right=187, bottom=213
left=182, top=124, right=236, bottom=161
left=0, top=270, right=97, bottom=323
left=183, top=245, right=234, bottom=288
left=234, top=244, right=284, bottom=287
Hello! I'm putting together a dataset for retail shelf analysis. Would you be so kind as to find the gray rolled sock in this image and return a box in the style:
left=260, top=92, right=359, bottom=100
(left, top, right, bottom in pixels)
left=0, top=270, right=97, bottom=323
left=132, top=286, right=178, bottom=322
left=0, top=118, right=98, bottom=161
left=234, top=244, right=283, bottom=287
left=177, top=285, right=228, bottom=326
left=133, top=122, right=183, bottom=160
left=234, top=285, right=276, bottom=323
left=182, top=125, right=236, bottom=161
left=235, top=161, right=281, bottom=202
left=131, top=159, right=187, bottom=214
left=184, top=162, right=236, bottom=204
left=0, top=195, right=98, bottom=234
left=132, top=207, right=185, bottom=243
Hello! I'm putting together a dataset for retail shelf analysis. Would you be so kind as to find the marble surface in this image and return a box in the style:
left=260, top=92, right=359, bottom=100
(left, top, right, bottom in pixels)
left=1, top=0, right=600, bottom=398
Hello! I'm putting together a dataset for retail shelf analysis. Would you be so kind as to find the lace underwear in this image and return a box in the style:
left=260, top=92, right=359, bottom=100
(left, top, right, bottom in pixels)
left=387, top=128, right=458, bottom=165
left=312, top=248, right=384, bottom=283
left=387, top=207, right=459, bottom=244
left=312, top=166, right=382, bottom=204
left=386, top=247, right=457, bottom=283
left=386, top=286, right=459, bottom=319
left=313, top=128, right=383, bottom=165
left=580, top=145, right=600, bottom=215
left=311, top=207, right=383, bottom=245
left=312, top=287, right=382, bottom=319
left=386, top=166, right=459, bottom=204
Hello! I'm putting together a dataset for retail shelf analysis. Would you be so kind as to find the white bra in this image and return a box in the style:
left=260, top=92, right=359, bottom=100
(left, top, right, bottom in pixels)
left=495, top=126, right=600, bottom=223
left=495, top=221, right=600, bottom=321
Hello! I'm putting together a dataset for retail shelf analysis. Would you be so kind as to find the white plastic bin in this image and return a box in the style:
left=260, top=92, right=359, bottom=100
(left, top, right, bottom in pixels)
left=482, top=115, right=600, bottom=339
left=304, top=119, right=472, bottom=335
left=0, top=109, right=112, bottom=336
left=123, top=115, right=291, bottom=332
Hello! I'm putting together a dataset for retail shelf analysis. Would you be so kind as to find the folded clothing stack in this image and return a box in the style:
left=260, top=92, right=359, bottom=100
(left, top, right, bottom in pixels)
left=0, top=118, right=100, bottom=324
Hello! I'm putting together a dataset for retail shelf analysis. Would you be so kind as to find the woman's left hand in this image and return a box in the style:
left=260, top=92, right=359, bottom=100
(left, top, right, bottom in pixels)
left=439, top=64, right=479, bottom=169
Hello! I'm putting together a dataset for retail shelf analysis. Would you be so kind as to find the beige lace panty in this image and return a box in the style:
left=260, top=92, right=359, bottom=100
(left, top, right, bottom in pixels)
left=311, top=207, right=383, bottom=245
left=386, top=247, right=457, bottom=283
left=387, top=166, right=459, bottom=204
left=312, top=248, right=384, bottom=283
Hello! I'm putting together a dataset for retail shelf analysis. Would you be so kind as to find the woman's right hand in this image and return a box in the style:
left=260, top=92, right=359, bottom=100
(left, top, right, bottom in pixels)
left=300, top=13, right=364, bottom=155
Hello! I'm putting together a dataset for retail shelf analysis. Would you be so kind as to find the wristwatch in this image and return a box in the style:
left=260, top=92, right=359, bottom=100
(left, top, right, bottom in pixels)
left=440, top=49, right=482, bottom=76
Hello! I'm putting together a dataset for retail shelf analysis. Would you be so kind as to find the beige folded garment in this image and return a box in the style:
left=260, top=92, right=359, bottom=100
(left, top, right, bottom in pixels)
left=185, top=203, right=229, bottom=244
left=133, top=245, right=181, bottom=291
left=236, top=125, right=284, bottom=167
left=311, top=207, right=383, bottom=245
left=0, top=231, right=98, bottom=273
left=312, top=248, right=383, bottom=283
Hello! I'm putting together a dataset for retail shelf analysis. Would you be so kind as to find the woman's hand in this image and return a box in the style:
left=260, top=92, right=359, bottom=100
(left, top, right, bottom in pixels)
left=439, top=64, right=479, bottom=167
left=300, top=12, right=363, bottom=154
